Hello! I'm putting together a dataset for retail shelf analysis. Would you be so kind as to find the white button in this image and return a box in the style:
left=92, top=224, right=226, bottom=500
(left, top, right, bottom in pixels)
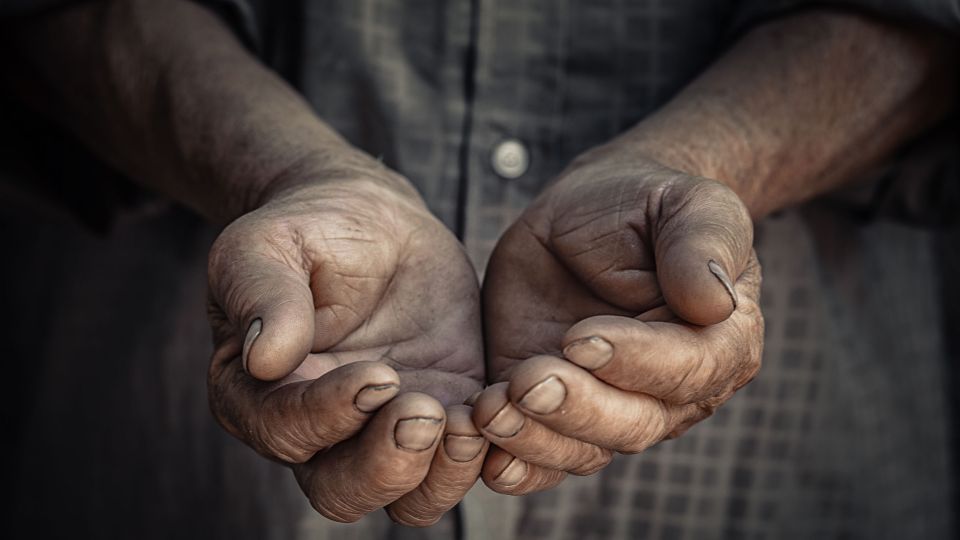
left=491, top=139, right=529, bottom=179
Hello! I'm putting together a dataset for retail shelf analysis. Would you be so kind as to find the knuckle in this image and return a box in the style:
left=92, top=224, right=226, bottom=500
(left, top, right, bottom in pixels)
left=367, top=468, right=424, bottom=497
left=388, top=505, right=444, bottom=528
left=257, top=435, right=312, bottom=464
left=668, top=347, right=712, bottom=404
left=253, top=415, right=315, bottom=464
left=621, top=402, right=669, bottom=453
left=664, top=421, right=694, bottom=440
left=409, top=474, right=462, bottom=508
left=300, top=470, right=377, bottom=524
left=309, top=495, right=364, bottom=524
left=664, top=403, right=714, bottom=440
left=482, top=476, right=528, bottom=496
left=568, top=448, right=614, bottom=476
left=527, top=442, right=572, bottom=469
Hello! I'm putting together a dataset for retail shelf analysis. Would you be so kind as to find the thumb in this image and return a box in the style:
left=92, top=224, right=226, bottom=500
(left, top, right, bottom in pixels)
left=209, top=239, right=316, bottom=382
left=654, top=180, right=753, bottom=326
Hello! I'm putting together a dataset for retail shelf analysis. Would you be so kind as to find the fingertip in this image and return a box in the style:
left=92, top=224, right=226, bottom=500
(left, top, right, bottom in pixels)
left=654, top=181, right=751, bottom=326
left=241, top=318, right=261, bottom=374
left=395, top=417, right=444, bottom=452
left=245, top=311, right=315, bottom=381
left=658, top=252, right=736, bottom=326
left=386, top=505, right=444, bottom=528
left=492, top=457, right=527, bottom=488
left=348, top=361, right=402, bottom=408
left=353, top=359, right=402, bottom=381
left=444, top=435, right=486, bottom=463
left=482, top=449, right=527, bottom=491
left=379, top=392, right=447, bottom=452
left=504, top=355, right=574, bottom=406
left=355, top=383, right=401, bottom=413
left=471, top=382, right=510, bottom=427
left=708, top=259, right=739, bottom=310
left=562, top=335, right=613, bottom=371
left=295, top=392, right=449, bottom=524
left=389, top=391, right=447, bottom=420
left=481, top=448, right=567, bottom=495
left=386, top=406, right=487, bottom=527
left=445, top=404, right=481, bottom=436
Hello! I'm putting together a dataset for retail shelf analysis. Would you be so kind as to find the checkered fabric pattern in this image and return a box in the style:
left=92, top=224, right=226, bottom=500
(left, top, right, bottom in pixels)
left=204, top=1, right=958, bottom=538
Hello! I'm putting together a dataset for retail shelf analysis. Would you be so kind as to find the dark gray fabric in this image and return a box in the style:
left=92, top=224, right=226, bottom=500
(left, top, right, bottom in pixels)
left=4, top=0, right=958, bottom=539
left=731, top=0, right=960, bottom=33
left=195, top=1, right=960, bottom=537
left=0, top=0, right=75, bottom=17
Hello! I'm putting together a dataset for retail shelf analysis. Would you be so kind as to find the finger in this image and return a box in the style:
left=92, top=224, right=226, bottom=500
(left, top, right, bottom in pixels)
left=294, top=347, right=484, bottom=407
left=481, top=447, right=567, bottom=495
left=654, top=179, right=753, bottom=326
left=666, top=398, right=722, bottom=440
left=543, top=204, right=663, bottom=314
left=209, top=216, right=396, bottom=381
left=387, top=405, right=488, bottom=526
left=295, top=392, right=446, bottom=523
left=506, top=356, right=701, bottom=453
left=209, top=357, right=400, bottom=463
left=482, top=219, right=621, bottom=381
left=208, top=229, right=316, bottom=380
left=473, top=383, right=613, bottom=475
left=561, top=253, right=763, bottom=403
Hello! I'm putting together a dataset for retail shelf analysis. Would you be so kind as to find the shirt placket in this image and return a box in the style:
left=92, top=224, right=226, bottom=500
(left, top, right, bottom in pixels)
left=459, top=0, right=569, bottom=275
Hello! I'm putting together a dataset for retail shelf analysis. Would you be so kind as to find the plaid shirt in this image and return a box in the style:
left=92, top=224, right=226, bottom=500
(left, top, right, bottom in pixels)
left=212, top=1, right=958, bottom=538
left=3, top=0, right=956, bottom=538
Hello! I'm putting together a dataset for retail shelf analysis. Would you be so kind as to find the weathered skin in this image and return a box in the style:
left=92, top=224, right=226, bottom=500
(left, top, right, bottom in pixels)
left=5, top=0, right=492, bottom=525
left=207, top=173, right=488, bottom=524
left=476, top=9, right=956, bottom=494
left=5, top=0, right=956, bottom=524
left=477, top=152, right=762, bottom=493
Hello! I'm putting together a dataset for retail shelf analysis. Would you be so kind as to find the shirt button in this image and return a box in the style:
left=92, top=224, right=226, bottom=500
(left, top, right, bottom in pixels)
left=491, top=139, right=529, bottom=179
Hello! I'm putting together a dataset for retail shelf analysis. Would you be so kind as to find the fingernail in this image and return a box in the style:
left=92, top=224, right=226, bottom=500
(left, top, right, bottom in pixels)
left=355, top=384, right=400, bottom=412
left=494, top=457, right=527, bottom=487
left=708, top=260, right=738, bottom=309
left=395, top=417, right=443, bottom=451
left=563, top=336, right=613, bottom=370
left=517, top=376, right=566, bottom=415
left=464, top=391, right=481, bottom=406
left=444, top=435, right=485, bottom=462
left=242, top=318, right=262, bottom=374
left=484, top=403, right=525, bottom=438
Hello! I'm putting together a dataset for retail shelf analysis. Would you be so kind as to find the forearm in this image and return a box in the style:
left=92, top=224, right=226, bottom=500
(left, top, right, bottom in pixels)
left=618, top=9, right=958, bottom=219
left=3, top=0, right=401, bottom=223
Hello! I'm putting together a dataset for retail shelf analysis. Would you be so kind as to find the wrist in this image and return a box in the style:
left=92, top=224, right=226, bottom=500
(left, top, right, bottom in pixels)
left=605, top=10, right=957, bottom=222
left=586, top=108, right=771, bottom=218
left=230, top=141, right=426, bottom=221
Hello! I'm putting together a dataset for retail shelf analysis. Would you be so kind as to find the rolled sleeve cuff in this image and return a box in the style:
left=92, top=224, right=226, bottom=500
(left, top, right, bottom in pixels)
left=730, top=0, right=960, bottom=36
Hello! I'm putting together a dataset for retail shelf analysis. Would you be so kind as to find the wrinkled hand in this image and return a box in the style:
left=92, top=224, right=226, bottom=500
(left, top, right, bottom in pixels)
left=475, top=147, right=763, bottom=494
left=206, top=162, right=488, bottom=525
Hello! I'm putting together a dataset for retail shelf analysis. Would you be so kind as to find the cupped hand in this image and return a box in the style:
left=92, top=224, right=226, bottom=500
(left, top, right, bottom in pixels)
left=206, top=160, right=488, bottom=526
left=475, top=147, right=763, bottom=494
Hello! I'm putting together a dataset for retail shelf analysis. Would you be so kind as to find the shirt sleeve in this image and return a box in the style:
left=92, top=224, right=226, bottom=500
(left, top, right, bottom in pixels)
left=189, top=0, right=262, bottom=52
left=0, top=0, right=74, bottom=17
left=731, top=0, right=960, bottom=35
left=729, top=0, right=960, bottom=226
left=0, top=0, right=266, bottom=232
